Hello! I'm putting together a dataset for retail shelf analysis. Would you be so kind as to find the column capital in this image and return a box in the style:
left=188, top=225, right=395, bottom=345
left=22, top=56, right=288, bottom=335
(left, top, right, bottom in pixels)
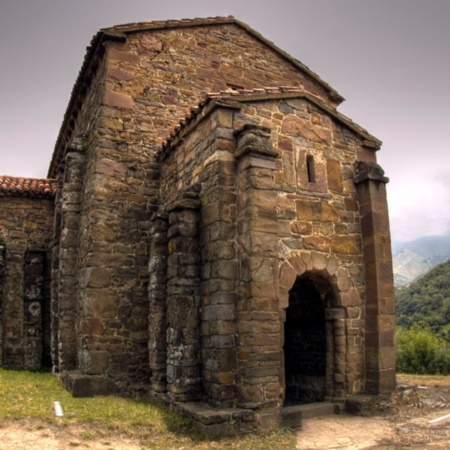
left=354, top=161, right=389, bottom=184
left=234, top=124, right=279, bottom=160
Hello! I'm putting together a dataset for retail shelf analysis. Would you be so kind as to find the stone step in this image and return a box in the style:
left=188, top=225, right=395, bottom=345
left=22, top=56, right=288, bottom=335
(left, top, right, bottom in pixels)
left=282, top=402, right=336, bottom=429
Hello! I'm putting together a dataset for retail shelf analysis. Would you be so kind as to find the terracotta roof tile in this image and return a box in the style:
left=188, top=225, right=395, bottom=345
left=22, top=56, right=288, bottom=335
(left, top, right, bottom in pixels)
left=0, top=175, right=57, bottom=198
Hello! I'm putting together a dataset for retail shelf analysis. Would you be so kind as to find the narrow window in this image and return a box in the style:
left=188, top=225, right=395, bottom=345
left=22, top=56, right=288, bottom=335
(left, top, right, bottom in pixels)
left=307, top=155, right=316, bottom=183
left=226, top=83, right=244, bottom=91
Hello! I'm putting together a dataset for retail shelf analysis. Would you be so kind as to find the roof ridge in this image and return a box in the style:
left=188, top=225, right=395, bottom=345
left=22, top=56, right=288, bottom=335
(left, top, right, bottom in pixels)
left=101, top=16, right=235, bottom=33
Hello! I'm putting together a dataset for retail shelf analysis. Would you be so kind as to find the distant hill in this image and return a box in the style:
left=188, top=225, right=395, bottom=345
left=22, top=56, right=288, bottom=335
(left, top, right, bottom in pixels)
left=392, top=234, right=450, bottom=287
left=396, top=257, right=450, bottom=341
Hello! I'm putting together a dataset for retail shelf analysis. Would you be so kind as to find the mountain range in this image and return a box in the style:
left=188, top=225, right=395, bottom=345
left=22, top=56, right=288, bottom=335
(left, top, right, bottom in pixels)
left=392, top=234, right=450, bottom=287
left=395, top=256, right=450, bottom=340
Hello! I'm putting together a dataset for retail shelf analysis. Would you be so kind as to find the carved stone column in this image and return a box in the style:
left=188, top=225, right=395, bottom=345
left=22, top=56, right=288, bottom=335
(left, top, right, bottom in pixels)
left=355, top=161, right=396, bottom=394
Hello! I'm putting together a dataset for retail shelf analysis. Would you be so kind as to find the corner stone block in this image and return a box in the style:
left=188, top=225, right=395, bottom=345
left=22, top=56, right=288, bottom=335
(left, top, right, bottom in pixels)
left=62, top=374, right=117, bottom=398
left=103, top=90, right=135, bottom=110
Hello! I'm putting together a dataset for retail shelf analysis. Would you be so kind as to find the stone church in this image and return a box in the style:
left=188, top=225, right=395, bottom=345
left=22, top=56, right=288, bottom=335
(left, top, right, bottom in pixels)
left=0, top=17, right=395, bottom=434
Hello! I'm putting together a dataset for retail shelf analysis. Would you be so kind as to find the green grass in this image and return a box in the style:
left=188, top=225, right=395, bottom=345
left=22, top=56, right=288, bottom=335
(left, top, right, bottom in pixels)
left=0, top=368, right=296, bottom=449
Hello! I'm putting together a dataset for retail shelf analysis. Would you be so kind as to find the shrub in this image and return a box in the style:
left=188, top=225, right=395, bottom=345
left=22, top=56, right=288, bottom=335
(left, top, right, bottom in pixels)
left=396, top=322, right=450, bottom=375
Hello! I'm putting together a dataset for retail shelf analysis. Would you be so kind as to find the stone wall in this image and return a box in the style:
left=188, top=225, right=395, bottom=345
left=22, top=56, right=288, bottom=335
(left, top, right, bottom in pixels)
left=0, top=193, right=54, bottom=369
left=153, top=88, right=392, bottom=433
left=57, top=21, right=350, bottom=394
left=31, top=18, right=396, bottom=434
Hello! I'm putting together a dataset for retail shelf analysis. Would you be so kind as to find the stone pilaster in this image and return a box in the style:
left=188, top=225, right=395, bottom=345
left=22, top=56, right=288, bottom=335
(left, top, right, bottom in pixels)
left=23, top=251, right=46, bottom=370
left=166, top=196, right=202, bottom=402
left=325, top=308, right=346, bottom=400
left=354, top=161, right=396, bottom=394
left=199, top=142, right=239, bottom=407
left=51, top=168, right=64, bottom=372
left=148, top=213, right=169, bottom=394
left=57, top=137, right=86, bottom=372
left=234, top=124, right=282, bottom=418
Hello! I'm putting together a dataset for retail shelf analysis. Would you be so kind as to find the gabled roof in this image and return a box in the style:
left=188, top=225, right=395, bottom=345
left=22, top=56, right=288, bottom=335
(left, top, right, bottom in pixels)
left=0, top=175, right=57, bottom=198
left=160, top=86, right=381, bottom=157
left=48, top=16, right=344, bottom=178
left=101, top=17, right=343, bottom=104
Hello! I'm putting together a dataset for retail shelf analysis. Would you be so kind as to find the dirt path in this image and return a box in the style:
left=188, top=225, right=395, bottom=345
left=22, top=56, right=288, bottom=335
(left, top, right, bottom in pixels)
left=297, top=415, right=393, bottom=449
left=297, top=410, right=450, bottom=449
left=2, top=410, right=450, bottom=450
left=0, top=420, right=143, bottom=450
left=1, top=377, right=450, bottom=449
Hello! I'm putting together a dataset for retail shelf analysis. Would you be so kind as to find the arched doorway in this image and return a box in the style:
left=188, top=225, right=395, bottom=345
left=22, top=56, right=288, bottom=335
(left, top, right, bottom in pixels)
left=284, top=273, right=335, bottom=405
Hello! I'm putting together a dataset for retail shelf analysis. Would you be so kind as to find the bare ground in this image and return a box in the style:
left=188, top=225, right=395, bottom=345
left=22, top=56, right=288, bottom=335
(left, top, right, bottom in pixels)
left=1, top=375, right=449, bottom=449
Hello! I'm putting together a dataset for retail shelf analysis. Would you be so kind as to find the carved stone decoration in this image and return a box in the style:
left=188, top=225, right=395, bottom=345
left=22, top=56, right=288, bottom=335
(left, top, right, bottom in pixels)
left=354, top=160, right=389, bottom=184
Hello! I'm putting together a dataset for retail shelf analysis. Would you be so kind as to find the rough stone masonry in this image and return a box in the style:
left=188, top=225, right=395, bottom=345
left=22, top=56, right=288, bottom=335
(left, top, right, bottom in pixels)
left=0, top=16, right=395, bottom=435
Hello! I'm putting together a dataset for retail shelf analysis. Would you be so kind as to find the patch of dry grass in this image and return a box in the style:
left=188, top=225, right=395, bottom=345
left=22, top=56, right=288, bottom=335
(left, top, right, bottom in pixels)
left=397, top=373, right=450, bottom=387
left=0, top=368, right=297, bottom=449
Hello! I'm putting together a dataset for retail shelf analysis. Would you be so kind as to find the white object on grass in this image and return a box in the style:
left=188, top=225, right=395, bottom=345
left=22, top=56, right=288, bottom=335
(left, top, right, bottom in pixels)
left=54, top=401, right=64, bottom=417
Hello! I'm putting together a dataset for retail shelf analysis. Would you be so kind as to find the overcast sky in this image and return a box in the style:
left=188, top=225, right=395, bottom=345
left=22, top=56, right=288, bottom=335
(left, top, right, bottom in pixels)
left=1, top=0, right=449, bottom=242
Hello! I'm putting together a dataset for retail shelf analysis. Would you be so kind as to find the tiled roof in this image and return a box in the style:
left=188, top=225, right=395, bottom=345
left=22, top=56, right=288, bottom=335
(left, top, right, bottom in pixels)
left=161, top=87, right=381, bottom=152
left=0, top=175, right=57, bottom=197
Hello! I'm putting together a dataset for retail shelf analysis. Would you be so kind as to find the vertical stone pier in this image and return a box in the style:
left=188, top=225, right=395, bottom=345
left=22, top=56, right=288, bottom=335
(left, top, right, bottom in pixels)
left=166, top=198, right=202, bottom=402
left=234, top=124, right=282, bottom=429
left=199, top=143, right=240, bottom=407
left=51, top=167, right=64, bottom=372
left=148, top=213, right=169, bottom=395
left=56, top=138, right=86, bottom=372
left=355, top=161, right=396, bottom=394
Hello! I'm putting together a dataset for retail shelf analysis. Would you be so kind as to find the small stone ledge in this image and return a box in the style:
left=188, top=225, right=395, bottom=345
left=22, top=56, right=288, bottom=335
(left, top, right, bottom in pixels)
left=149, top=396, right=263, bottom=438
left=176, top=402, right=259, bottom=438
left=345, top=394, right=392, bottom=417
left=59, top=372, right=117, bottom=398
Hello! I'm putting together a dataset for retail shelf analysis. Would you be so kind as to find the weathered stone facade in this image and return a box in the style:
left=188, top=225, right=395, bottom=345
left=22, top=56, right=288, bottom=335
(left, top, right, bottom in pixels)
left=0, top=177, right=56, bottom=369
left=0, top=17, right=395, bottom=435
